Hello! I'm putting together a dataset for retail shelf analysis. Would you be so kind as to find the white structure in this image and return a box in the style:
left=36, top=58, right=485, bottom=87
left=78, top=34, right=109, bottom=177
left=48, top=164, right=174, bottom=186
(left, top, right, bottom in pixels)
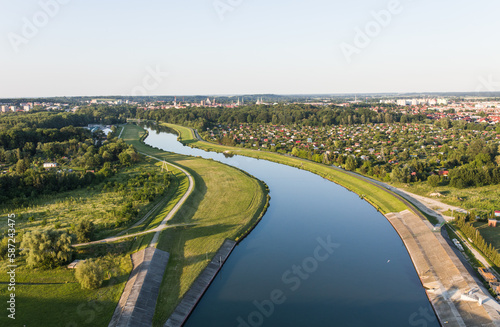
left=43, top=163, right=58, bottom=169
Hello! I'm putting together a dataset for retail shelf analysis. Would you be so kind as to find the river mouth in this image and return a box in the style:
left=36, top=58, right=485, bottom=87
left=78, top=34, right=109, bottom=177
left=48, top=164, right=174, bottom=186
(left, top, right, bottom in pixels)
left=143, top=126, right=439, bottom=327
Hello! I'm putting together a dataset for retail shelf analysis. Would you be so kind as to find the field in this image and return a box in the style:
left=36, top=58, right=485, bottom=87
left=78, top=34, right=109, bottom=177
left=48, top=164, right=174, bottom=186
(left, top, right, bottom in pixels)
left=166, top=122, right=407, bottom=214
left=120, top=124, right=268, bottom=326
left=403, top=182, right=500, bottom=215
left=0, top=158, right=177, bottom=239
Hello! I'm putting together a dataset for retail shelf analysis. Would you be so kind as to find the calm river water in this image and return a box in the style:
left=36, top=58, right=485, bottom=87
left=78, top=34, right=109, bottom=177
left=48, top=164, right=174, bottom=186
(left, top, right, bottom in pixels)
left=144, top=127, right=439, bottom=327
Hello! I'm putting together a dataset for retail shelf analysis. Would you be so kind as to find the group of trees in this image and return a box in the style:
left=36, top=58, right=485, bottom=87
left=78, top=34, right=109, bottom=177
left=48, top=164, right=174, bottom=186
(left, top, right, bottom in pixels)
left=0, top=105, right=134, bottom=130
left=14, top=228, right=102, bottom=289
left=20, top=230, right=73, bottom=268
left=456, top=217, right=500, bottom=268
left=137, top=105, right=430, bottom=130
left=0, top=122, right=140, bottom=206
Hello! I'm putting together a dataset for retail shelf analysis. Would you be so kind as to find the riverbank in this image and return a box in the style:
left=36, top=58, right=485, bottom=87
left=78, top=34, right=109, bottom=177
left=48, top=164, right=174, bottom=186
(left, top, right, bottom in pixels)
left=386, top=210, right=500, bottom=326
left=120, top=124, right=269, bottom=326
left=165, top=239, right=236, bottom=327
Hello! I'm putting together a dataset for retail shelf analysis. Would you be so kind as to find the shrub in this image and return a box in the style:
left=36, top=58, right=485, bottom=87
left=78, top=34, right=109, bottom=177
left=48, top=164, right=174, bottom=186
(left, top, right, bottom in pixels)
left=76, top=220, right=95, bottom=243
left=75, top=259, right=104, bottom=290
left=427, top=175, right=440, bottom=187
left=20, top=230, right=73, bottom=268
left=0, top=237, right=9, bottom=260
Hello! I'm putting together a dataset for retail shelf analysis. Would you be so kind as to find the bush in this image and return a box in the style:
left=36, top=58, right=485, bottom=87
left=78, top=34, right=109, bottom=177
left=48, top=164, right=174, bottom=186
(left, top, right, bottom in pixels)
left=76, top=220, right=95, bottom=243
left=75, top=259, right=104, bottom=290
left=427, top=175, right=440, bottom=187
left=20, top=230, right=73, bottom=268
left=0, top=237, right=9, bottom=260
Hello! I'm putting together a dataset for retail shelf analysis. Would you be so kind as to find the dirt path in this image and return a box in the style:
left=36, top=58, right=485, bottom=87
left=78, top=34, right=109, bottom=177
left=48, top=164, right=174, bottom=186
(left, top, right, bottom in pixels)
left=73, top=152, right=194, bottom=248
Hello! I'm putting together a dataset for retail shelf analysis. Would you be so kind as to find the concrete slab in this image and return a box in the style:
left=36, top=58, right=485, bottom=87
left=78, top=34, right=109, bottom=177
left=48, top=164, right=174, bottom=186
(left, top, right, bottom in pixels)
left=164, top=239, right=236, bottom=327
left=386, top=210, right=500, bottom=327
left=109, top=247, right=170, bottom=327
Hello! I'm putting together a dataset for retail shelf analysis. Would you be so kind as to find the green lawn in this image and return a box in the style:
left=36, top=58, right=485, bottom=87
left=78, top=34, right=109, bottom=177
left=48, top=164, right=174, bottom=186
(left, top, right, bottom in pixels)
left=473, top=222, right=500, bottom=250
left=165, top=122, right=406, bottom=214
left=121, top=124, right=269, bottom=326
left=404, top=182, right=500, bottom=214
left=0, top=235, right=145, bottom=327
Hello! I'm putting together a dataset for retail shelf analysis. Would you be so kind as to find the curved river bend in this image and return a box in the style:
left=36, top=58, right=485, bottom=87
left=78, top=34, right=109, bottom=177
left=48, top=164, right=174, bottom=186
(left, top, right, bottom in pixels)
left=144, top=128, right=439, bottom=327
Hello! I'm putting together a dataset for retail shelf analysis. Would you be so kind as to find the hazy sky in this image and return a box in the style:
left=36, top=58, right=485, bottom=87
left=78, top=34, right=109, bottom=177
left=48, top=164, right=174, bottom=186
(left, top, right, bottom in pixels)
left=1, top=0, right=499, bottom=97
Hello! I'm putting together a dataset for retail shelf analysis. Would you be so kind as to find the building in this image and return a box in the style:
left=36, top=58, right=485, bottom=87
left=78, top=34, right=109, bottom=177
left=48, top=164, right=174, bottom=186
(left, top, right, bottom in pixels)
left=478, top=267, right=497, bottom=283
left=43, top=163, right=58, bottom=169
left=495, top=211, right=500, bottom=218
left=488, top=219, right=497, bottom=227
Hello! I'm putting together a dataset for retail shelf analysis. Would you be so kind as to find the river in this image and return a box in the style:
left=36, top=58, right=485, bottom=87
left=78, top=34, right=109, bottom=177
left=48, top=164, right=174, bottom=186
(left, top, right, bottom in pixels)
left=144, top=127, right=439, bottom=327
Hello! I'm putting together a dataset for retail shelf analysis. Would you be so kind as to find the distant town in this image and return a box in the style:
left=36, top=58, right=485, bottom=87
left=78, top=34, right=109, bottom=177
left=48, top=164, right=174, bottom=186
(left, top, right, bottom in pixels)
left=2, top=95, right=500, bottom=125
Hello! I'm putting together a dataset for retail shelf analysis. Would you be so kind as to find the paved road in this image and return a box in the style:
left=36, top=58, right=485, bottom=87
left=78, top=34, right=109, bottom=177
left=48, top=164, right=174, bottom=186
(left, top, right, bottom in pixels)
left=74, top=151, right=194, bottom=247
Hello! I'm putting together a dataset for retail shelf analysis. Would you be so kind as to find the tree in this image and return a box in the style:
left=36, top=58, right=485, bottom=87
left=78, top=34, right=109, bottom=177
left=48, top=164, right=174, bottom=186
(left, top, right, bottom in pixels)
left=118, top=152, right=131, bottom=166
left=427, top=175, right=440, bottom=187
left=20, top=230, right=73, bottom=268
left=76, top=220, right=95, bottom=243
left=345, top=156, right=357, bottom=171
left=391, top=166, right=410, bottom=183
left=75, top=259, right=104, bottom=289
left=16, top=159, right=29, bottom=174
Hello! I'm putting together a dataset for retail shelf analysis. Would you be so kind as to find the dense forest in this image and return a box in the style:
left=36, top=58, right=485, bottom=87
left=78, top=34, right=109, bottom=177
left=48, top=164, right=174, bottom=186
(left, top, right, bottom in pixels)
left=136, top=105, right=434, bottom=129
left=0, top=108, right=139, bottom=207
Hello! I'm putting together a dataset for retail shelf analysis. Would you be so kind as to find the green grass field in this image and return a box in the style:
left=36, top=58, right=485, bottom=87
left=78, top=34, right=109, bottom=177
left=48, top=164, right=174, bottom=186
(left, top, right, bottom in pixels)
left=165, top=122, right=406, bottom=214
left=121, top=124, right=268, bottom=326
left=0, top=234, right=146, bottom=327
left=473, top=222, right=500, bottom=250
left=404, top=182, right=500, bottom=214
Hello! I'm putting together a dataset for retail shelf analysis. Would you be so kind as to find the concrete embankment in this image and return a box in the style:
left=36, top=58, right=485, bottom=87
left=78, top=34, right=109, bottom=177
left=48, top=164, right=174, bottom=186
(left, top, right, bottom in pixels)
left=164, top=239, right=237, bottom=327
left=386, top=210, right=500, bottom=327
left=108, top=247, right=170, bottom=327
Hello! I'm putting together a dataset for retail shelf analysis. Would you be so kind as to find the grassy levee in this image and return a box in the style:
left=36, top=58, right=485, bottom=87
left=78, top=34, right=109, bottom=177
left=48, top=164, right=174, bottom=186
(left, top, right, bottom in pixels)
left=121, top=124, right=268, bottom=326
left=166, top=123, right=406, bottom=214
